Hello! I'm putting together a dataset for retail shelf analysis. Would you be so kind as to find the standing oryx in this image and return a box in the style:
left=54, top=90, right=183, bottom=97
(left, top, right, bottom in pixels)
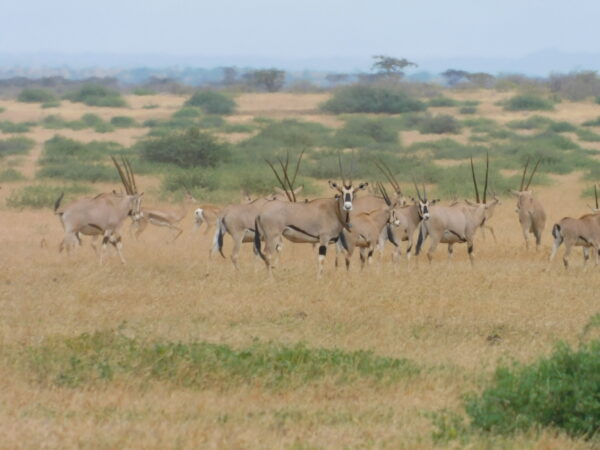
left=194, top=192, right=252, bottom=235
left=254, top=155, right=367, bottom=277
left=55, top=157, right=143, bottom=264
left=212, top=152, right=304, bottom=269
left=416, top=157, right=490, bottom=264
left=511, top=157, right=546, bottom=250
left=550, top=185, right=600, bottom=268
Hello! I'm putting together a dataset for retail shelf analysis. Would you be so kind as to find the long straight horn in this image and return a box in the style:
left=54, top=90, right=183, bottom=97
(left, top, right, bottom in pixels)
left=470, top=156, right=480, bottom=204
left=278, top=156, right=295, bottom=201
left=290, top=149, right=305, bottom=190
left=524, top=158, right=541, bottom=191
left=413, top=178, right=423, bottom=202
left=422, top=183, right=427, bottom=202
left=483, top=152, right=489, bottom=204
left=595, top=184, right=598, bottom=209
left=123, top=157, right=137, bottom=194
left=377, top=182, right=391, bottom=206
left=111, top=156, right=131, bottom=194
left=375, top=159, right=401, bottom=194
left=265, top=158, right=292, bottom=202
left=338, top=151, right=346, bottom=187
left=520, top=156, right=530, bottom=191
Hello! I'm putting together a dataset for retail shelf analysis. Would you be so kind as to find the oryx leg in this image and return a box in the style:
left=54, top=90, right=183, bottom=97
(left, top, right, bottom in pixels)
left=562, top=240, right=574, bottom=268
left=447, top=243, right=454, bottom=261
left=521, top=225, right=530, bottom=250
left=317, top=237, right=329, bottom=278
left=486, top=225, right=497, bottom=243
left=583, top=247, right=590, bottom=267
left=550, top=233, right=562, bottom=262
left=359, top=248, right=367, bottom=270
left=426, top=236, right=440, bottom=263
left=467, top=240, right=475, bottom=266
left=131, top=217, right=149, bottom=239
left=230, top=231, right=244, bottom=270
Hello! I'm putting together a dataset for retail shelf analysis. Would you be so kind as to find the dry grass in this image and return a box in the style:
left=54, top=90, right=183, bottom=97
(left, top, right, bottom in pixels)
left=0, top=91, right=599, bottom=448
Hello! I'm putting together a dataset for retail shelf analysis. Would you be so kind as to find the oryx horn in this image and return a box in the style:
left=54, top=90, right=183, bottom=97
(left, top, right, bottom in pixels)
left=595, top=184, right=599, bottom=210
left=375, top=159, right=402, bottom=195
left=524, top=158, right=541, bottom=191
left=483, top=152, right=489, bottom=204
left=519, top=156, right=530, bottom=191
left=470, top=156, right=480, bottom=204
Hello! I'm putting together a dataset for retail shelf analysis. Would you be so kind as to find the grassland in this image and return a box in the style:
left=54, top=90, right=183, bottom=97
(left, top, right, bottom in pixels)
left=0, top=90, right=600, bottom=448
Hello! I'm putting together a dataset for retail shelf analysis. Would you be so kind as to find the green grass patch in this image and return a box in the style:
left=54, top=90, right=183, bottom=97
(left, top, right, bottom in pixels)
left=0, top=136, right=35, bottom=157
left=0, top=120, right=34, bottom=133
left=185, top=90, right=236, bottom=115
left=428, top=96, right=460, bottom=107
left=41, top=100, right=61, bottom=108
left=333, top=116, right=399, bottom=148
left=110, top=116, right=137, bottom=128
left=6, top=183, right=92, bottom=209
left=24, top=330, right=419, bottom=390
left=576, top=128, right=600, bottom=142
left=0, top=168, right=25, bottom=182
left=142, top=104, right=159, bottom=109
left=18, top=88, right=57, bottom=103
left=132, top=87, right=156, bottom=96
left=459, top=106, right=477, bottom=114
left=419, top=114, right=462, bottom=134
left=582, top=116, right=600, bottom=127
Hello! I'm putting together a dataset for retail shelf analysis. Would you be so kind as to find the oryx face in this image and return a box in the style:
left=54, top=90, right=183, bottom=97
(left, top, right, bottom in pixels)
left=513, top=190, right=533, bottom=214
left=329, top=181, right=368, bottom=211
left=128, top=193, right=144, bottom=220
left=418, top=199, right=431, bottom=220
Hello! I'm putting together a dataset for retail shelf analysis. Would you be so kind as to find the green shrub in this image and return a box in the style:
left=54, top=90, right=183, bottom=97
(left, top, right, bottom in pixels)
left=582, top=116, right=600, bottom=127
left=94, top=122, right=116, bottom=133
left=81, top=113, right=104, bottom=127
left=18, top=88, right=57, bottom=103
left=185, top=90, right=235, bottom=114
left=503, top=94, right=554, bottom=111
left=40, top=136, right=122, bottom=164
left=41, top=100, right=61, bottom=108
left=466, top=340, right=600, bottom=438
left=222, top=123, right=255, bottom=133
left=132, top=87, right=156, bottom=96
left=409, top=139, right=486, bottom=160
left=334, top=117, right=398, bottom=148
left=172, top=107, right=203, bottom=119
left=37, top=162, right=118, bottom=182
left=576, top=128, right=600, bottom=142
left=140, top=128, right=229, bottom=168
left=321, top=85, right=427, bottom=114
left=142, top=104, right=159, bottom=109
left=507, top=115, right=552, bottom=130
left=0, top=121, right=33, bottom=133
left=548, top=121, right=577, bottom=133
left=25, top=329, right=419, bottom=389
left=459, top=106, right=477, bottom=114
left=0, top=168, right=25, bottom=182
left=0, top=136, right=35, bottom=157
left=110, top=116, right=137, bottom=128
left=6, top=184, right=92, bottom=209
left=428, top=96, right=459, bottom=107
left=64, top=84, right=126, bottom=107
left=419, top=114, right=462, bottom=134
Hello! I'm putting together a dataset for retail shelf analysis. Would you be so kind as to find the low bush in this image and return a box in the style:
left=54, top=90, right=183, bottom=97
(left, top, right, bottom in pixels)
left=93, top=122, right=116, bottom=133
left=18, top=88, right=58, bottom=103
left=503, top=94, right=554, bottom=111
left=582, top=116, right=600, bottom=127
left=6, top=183, right=92, bottom=209
left=41, top=100, right=61, bottom=108
left=576, top=128, right=600, bottom=142
left=321, top=85, right=427, bottom=114
left=548, top=121, right=577, bottom=133
left=132, top=87, right=156, bottom=96
left=428, top=96, right=459, bottom=107
left=333, top=116, right=398, bottom=148
left=0, top=121, right=33, bottom=133
left=507, top=115, right=552, bottom=130
left=40, top=136, right=123, bottom=164
left=466, top=340, right=600, bottom=438
left=140, top=128, right=229, bottom=168
left=37, top=162, right=118, bottom=182
left=25, top=329, right=419, bottom=389
left=172, top=107, right=203, bottom=119
left=0, top=136, right=35, bottom=157
left=64, top=84, right=126, bottom=107
left=0, top=168, right=25, bottom=182
left=185, top=90, right=235, bottom=114
left=110, top=116, right=137, bottom=128
left=459, top=106, right=477, bottom=114
left=419, top=114, right=462, bottom=134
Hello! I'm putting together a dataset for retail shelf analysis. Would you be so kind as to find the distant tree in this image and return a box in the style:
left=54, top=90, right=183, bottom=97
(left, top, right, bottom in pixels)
left=221, top=67, right=238, bottom=86
left=244, top=69, right=286, bottom=92
left=371, top=55, right=418, bottom=79
left=441, top=69, right=469, bottom=87
left=325, top=73, right=350, bottom=86
left=466, top=72, right=496, bottom=88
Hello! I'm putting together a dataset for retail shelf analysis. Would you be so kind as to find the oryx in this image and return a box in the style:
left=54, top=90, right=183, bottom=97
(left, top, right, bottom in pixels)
left=254, top=154, right=367, bottom=277
left=511, top=157, right=546, bottom=250
left=194, top=192, right=252, bottom=235
left=130, top=192, right=197, bottom=241
left=55, top=157, right=143, bottom=264
left=416, top=157, right=490, bottom=264
left=550, top=185, right=600, bottom=268
left=212, top=152, right=304, bottom=269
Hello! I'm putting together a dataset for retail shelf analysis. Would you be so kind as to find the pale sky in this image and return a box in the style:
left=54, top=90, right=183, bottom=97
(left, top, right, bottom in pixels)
left=2, top=0, right=600, bottom=63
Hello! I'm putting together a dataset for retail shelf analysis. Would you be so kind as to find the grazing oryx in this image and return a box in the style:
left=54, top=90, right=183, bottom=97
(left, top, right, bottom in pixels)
left=194, top=192, right=252, bottom=235
left=336, top=183, right=400, bottom=270
left=550, top=185, right=600, bottom=268
left=511, top=157, right=546, bottom=250
left=254, top=155, right=368, bottom=277
left=55, top=157, right=143, bottom=264
left=213, top=152, right=304, bottom=268
left=130, top=192, right=197, bottom=241
left=416, top=157, right=490, bottom=264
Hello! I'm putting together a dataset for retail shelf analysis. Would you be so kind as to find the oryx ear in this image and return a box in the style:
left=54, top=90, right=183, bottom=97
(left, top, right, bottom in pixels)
left=329, top=180, right=341, bottom=191
left=293, top=185, right=304, bottom=195
left=355, top=182, right=368, bottom=192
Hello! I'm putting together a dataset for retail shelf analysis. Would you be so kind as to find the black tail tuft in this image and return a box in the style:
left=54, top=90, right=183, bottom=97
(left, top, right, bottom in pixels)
left=338, top=230, right=349, bottom=251
left=552, top=223, right=563, bottom=244
left=254, top=217, right=267, bottom=262
left=416, top=223, right=426, bottom=255
left=214, top=218, right=226, bottom=258
left=54, top=192, right=64, bottom=213
left=386, top=224, right=399, bottom=247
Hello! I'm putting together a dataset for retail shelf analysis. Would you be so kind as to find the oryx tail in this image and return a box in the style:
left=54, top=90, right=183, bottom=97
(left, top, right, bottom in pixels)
left=213, top=217, right=227, bottom=258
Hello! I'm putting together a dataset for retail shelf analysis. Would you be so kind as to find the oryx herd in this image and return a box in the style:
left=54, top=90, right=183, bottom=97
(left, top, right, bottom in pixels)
left=52, top=154, right=600, bottom=274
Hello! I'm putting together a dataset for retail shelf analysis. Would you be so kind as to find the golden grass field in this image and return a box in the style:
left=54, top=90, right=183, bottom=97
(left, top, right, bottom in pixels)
left=1, top=92, right=600, bottom=448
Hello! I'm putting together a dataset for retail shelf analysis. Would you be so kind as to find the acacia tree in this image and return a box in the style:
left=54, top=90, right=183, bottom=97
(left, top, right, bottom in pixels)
left=441, top=69, right=469, bottom=87
left=244, top=69, right=286, bottom=92
left=371, top=55, right=418, bottom=79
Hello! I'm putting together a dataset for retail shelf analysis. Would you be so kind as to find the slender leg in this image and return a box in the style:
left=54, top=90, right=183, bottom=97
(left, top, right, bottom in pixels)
left=562, top=243, right=573, bottom=268
left=522, top=226, right=530, bottom=250
left=447, top=243, right=454, bottom=261
left=230, top=233, right=243, bottom=270
left=487, top=226, right=497, bottom=243
left=317, top=239, right=327, bottom=278
left=467, top=241, right=475, bottom=266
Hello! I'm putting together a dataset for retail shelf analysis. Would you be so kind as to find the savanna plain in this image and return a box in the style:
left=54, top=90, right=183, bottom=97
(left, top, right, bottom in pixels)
left=1, top=87, right=600, bottom=449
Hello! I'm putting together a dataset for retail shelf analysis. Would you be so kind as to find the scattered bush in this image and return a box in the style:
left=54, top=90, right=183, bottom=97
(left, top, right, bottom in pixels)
left=37, top=162, right=118, bottom=182
left=0, top=136, right=35, bottom=157
left=64, top=84, right=126, bottom=107
left=6, top=184, right=92, bottom=209
left=110, top=116, right=137, bottom=128
left=93, top=122, right=116, bottom=133
left=18, top=88, right=58, bottom=103
left=576, top=128, right=600, bottom=142
left=459, top=106, right=477, bottom=114
left=548, top=121, right=577, bottom=133
left=507, top=115, right=552, bottom=130
left=334, top=117, right=398, bottom=148
left=419, top=114, right=462, bottom=134
left=81, top=113, right=104, bottom=127
left=0, top=121, right=33, bottom=133
left=0, top=168, right=25, bottom=182
left=428, top=96, right=459, bottom=107
left=582, top=116, right=600, bottom=127
left=185, top=90, right=235, bottom=114
left=142, top=104, right=159, bottom=109
left=321, top=85, right=427, bottom=114
left=503, top=94, right=554, bottom=111
left=140, top=128, right=229, bottom=168
left=41, top=100, right=61, bottom=108
left=132, top=87, right=156, bottom=96
left=172, top=107, right=203, bottom=119
left=466, top=340, right=600, bottom=438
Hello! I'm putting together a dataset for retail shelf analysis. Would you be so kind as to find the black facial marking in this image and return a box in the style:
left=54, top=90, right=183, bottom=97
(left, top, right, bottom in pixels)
left=468, top=245, right=474, bottom=254
left=318, top=245, right=327, bottom=256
